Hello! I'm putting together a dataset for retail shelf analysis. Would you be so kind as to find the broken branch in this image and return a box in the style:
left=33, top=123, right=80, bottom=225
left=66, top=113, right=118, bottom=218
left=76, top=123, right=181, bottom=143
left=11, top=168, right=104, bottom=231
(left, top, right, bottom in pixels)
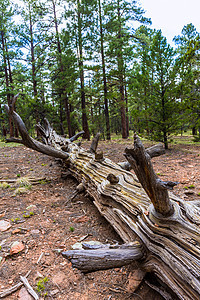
left=4, top=105, right=69, bottom=160
left=62, top=242, right=144, bottom=272
left=124, top=134, right=174, bottom=216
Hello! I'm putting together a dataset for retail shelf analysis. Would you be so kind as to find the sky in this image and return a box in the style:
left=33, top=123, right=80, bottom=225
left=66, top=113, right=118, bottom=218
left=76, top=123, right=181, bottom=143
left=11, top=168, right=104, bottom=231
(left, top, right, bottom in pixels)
left=139, top=0, right=200, bottom=45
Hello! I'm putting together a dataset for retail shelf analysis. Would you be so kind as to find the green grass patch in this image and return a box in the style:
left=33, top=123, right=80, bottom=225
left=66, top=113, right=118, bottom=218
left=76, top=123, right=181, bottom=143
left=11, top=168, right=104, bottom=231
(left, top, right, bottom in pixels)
left=0, top=141, right=21, bottom=148
left=0, top=182, right=10, bottom=189
left=36, top=277, right=49, bottom=297
left=70, top=226, right=75, bottom=232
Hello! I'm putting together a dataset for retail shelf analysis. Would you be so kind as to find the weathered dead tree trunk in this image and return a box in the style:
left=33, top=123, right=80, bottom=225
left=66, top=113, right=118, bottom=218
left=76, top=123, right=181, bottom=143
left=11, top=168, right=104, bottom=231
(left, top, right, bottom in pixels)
left=5, top=103, right=200, bottom=300
left=62, top=242, right=144, bottom=272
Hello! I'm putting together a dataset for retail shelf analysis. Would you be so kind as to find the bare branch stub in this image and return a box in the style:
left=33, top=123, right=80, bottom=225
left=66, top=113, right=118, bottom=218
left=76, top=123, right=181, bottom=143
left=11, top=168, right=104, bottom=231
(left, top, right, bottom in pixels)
left=10, top=93, right=20, bottom=113
left=90, top=132, right=101, bottom=154
left=107, top=173, right=119, bottom=184
left=146, top=143, right=165, bottom=158
left=118, top=142, right=165, bottom=171
left=124, top=134, right=174, bottom=216
left=69, top=131, right=85, bottom=142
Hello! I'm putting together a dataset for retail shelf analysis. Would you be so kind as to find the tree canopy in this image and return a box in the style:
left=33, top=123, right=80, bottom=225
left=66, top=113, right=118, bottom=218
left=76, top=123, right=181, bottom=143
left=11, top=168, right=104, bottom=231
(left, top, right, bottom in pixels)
left=0, top=0, right=199, bottom=147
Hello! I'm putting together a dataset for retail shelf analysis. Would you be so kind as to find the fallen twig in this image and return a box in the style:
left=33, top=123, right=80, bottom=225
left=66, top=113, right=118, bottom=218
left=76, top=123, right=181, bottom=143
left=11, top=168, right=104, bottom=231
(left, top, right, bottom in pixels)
left=0, top=270, right=31, bottom=298
left=36, top=252, right=44, bottom=264
left=20, top=276, right=39, bottom=300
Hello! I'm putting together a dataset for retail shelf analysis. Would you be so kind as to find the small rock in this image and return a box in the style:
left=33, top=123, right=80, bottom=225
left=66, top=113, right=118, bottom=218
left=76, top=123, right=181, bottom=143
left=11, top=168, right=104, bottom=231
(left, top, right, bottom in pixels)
left=71, top=242, right=83, bottom=250
left=18, top=287, right=34, bottom=299
left=0, top=220, right=11, bottom=232
left=71, top=240, right=103, bottom=250
left=35, top=271, right=43, bottom=279
left=30, top=229, right=40, bottom=235
left=50, top=289, right=59, bottom=296
left=12, top=228, right=22, bottom=235
left=26, top=205, right=37, bottom=211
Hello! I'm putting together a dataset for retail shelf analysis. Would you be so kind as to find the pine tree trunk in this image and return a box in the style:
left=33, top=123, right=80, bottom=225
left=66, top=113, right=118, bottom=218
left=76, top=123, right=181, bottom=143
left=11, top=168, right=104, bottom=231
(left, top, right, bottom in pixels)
left=117, top=0, right=127, bottom=139
left=1, top=30, right=14, bottom=137
left=52, top=0, right=73, bottom=137
left=98, top=0, right=110, bottom=140
left=77, top=0, right=90, bottom=140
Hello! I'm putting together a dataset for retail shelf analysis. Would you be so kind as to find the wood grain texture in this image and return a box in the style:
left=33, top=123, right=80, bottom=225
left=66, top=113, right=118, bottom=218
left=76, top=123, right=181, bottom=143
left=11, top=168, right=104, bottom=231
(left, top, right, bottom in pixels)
left=6, top=108, right=200, bottom=300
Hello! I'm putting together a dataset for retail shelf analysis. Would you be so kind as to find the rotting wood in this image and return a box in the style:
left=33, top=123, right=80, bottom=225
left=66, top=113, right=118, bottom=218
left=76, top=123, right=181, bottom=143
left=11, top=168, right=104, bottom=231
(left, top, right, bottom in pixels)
left=5, top=104, right=200, bottom=300
left=118, top=142, right=166, bottom=171
left=89, top=132, right=101, bottom=154
left=4, top=106, right=69, bottom=159
left=124, top=134, right=177, bottom=216
left=62, top=242, right=144, bottom=272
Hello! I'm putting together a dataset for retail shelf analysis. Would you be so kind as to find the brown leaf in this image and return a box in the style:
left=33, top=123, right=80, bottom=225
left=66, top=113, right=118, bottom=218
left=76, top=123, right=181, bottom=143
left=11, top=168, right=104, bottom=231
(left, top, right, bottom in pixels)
left=0, top=211, right=5, bottom=218
left=12, top=228, right=22, bottom=234
left=10, top=241, right=25, bottom=255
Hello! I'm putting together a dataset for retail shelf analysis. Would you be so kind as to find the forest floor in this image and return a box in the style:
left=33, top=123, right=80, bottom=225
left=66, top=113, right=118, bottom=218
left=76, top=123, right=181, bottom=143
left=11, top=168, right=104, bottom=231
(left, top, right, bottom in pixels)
left=0, top=138, right=200, bottom=300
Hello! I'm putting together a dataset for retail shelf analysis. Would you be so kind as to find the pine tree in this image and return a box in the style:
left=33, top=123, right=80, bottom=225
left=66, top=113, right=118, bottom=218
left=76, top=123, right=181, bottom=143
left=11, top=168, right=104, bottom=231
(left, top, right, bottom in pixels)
left=15, top=0, right=51, bottom=128
left=0, top=0, right=17, bottom=136
left=174, top=24, right=200, bottom=137
left=98, top=0, right=110, bottom=140
left=103, top=0, right=150, bottom=138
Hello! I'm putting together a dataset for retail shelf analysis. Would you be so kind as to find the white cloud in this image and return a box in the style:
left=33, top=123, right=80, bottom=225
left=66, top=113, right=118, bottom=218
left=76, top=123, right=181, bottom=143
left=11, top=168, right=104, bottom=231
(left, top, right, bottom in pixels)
left=140, top=0, right=200, bottom=44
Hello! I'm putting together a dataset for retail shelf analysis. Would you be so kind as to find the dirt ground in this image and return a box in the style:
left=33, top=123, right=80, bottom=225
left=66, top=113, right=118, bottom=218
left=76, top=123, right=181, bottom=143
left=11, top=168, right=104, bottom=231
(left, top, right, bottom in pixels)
left=0, top=138, right=199, bottom=300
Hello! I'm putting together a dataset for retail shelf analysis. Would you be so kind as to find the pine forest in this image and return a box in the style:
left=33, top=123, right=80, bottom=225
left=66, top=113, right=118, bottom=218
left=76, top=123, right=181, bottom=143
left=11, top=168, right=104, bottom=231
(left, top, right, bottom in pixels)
left=0, top=0, right=200, bottom=149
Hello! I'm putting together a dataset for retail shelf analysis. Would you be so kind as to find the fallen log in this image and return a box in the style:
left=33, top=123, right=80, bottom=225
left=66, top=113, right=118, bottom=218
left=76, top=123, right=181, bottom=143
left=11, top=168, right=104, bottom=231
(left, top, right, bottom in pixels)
left=62, top=242, right=144, bottom=272
left=4, top=103, right=200, bottom=300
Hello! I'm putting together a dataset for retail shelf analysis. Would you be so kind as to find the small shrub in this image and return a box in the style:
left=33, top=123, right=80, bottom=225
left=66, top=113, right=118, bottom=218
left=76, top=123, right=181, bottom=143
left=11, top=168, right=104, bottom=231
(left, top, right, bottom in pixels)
left=188, top=185, right=195, bottom=189
left=23, top=214, right=30, bottom=218
left=16, top=177, right=31, bottom=188
left=36, top=277, right=49, bottom=296
left=0, top=182, right=10, bottom=189
left=193, top=136, right=200, bottom=142
left=70, top=226, right=74, bottom=232
left=12, top=187, right=30, bottom=196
